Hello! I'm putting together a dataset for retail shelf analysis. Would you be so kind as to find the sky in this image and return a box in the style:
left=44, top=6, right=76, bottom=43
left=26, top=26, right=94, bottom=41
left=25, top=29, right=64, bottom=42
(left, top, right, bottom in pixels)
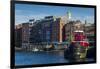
left=15, top=4, right=95, bottom=24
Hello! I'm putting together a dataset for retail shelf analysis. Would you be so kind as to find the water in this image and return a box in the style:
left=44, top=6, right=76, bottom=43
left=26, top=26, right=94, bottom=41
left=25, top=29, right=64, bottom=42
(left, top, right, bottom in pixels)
left=15, top=50, right=69, bottom=65
left=15, top=50, right=95, bottom=66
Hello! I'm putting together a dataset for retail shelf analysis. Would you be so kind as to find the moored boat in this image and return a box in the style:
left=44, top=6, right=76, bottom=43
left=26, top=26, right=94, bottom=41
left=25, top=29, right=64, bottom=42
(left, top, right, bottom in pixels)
left=64, top=30, right=89, bottom=60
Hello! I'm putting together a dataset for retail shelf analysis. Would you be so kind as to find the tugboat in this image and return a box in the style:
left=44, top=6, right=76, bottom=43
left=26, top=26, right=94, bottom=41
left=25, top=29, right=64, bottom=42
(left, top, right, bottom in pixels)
left=64, top=30, right=89, bottom=60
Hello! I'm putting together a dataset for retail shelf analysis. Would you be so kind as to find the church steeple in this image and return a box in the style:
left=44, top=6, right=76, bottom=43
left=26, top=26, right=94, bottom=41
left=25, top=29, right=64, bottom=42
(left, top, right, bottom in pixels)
left=67, top=10, right=71, bottom=20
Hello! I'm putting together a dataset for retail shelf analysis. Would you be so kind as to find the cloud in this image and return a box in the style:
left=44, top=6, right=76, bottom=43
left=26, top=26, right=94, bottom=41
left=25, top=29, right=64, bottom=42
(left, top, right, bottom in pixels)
left=15, top=14, right=50, bottom=24
left=71, top=15, right=94, bottom=23
left=15, top=9, right=94, bottom=24
left=85, top=16, right=94, bottom=23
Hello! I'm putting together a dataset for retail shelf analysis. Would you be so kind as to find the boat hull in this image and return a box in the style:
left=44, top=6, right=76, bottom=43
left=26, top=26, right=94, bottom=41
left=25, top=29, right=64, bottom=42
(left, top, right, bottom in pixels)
left=64, top=42, right=88, bottom=60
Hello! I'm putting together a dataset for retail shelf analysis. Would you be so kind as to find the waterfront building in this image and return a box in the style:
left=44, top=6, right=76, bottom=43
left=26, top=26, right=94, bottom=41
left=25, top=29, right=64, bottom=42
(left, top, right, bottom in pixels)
left=15, top=24, right=22, bottom=48
left=21, top=23, right=33, bottom=49
left=63, top=20, right=84, bottom=42
left=15, top=23, right=33, bottom=49
left=29, top=16, right=65, bottom=45
left=51, top=17, right=65, bottom=43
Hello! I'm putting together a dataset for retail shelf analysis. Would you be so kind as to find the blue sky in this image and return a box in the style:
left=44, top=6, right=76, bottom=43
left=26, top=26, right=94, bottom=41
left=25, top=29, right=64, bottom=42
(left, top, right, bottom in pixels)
left=15, top=4, right=94, bottom=24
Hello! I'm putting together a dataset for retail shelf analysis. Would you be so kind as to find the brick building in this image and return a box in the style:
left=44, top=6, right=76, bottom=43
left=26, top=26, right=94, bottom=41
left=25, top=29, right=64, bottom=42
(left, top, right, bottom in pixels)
left=30, top=16, right=65, bottom=45
left=15, top=23, right=33, bottom=48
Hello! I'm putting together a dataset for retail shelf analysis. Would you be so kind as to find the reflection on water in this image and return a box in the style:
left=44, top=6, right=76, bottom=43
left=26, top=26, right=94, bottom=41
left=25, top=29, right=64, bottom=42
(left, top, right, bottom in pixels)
left=15, top=50, right=95, bottom=66
left=15, top=51, right=68, bottom=65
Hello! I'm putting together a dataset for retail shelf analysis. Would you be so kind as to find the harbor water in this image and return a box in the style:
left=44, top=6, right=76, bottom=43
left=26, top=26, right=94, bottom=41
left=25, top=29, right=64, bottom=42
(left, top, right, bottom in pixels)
left=15, top=50, right=68, bottom=65
left=15, top=50, right=95, bottom=66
